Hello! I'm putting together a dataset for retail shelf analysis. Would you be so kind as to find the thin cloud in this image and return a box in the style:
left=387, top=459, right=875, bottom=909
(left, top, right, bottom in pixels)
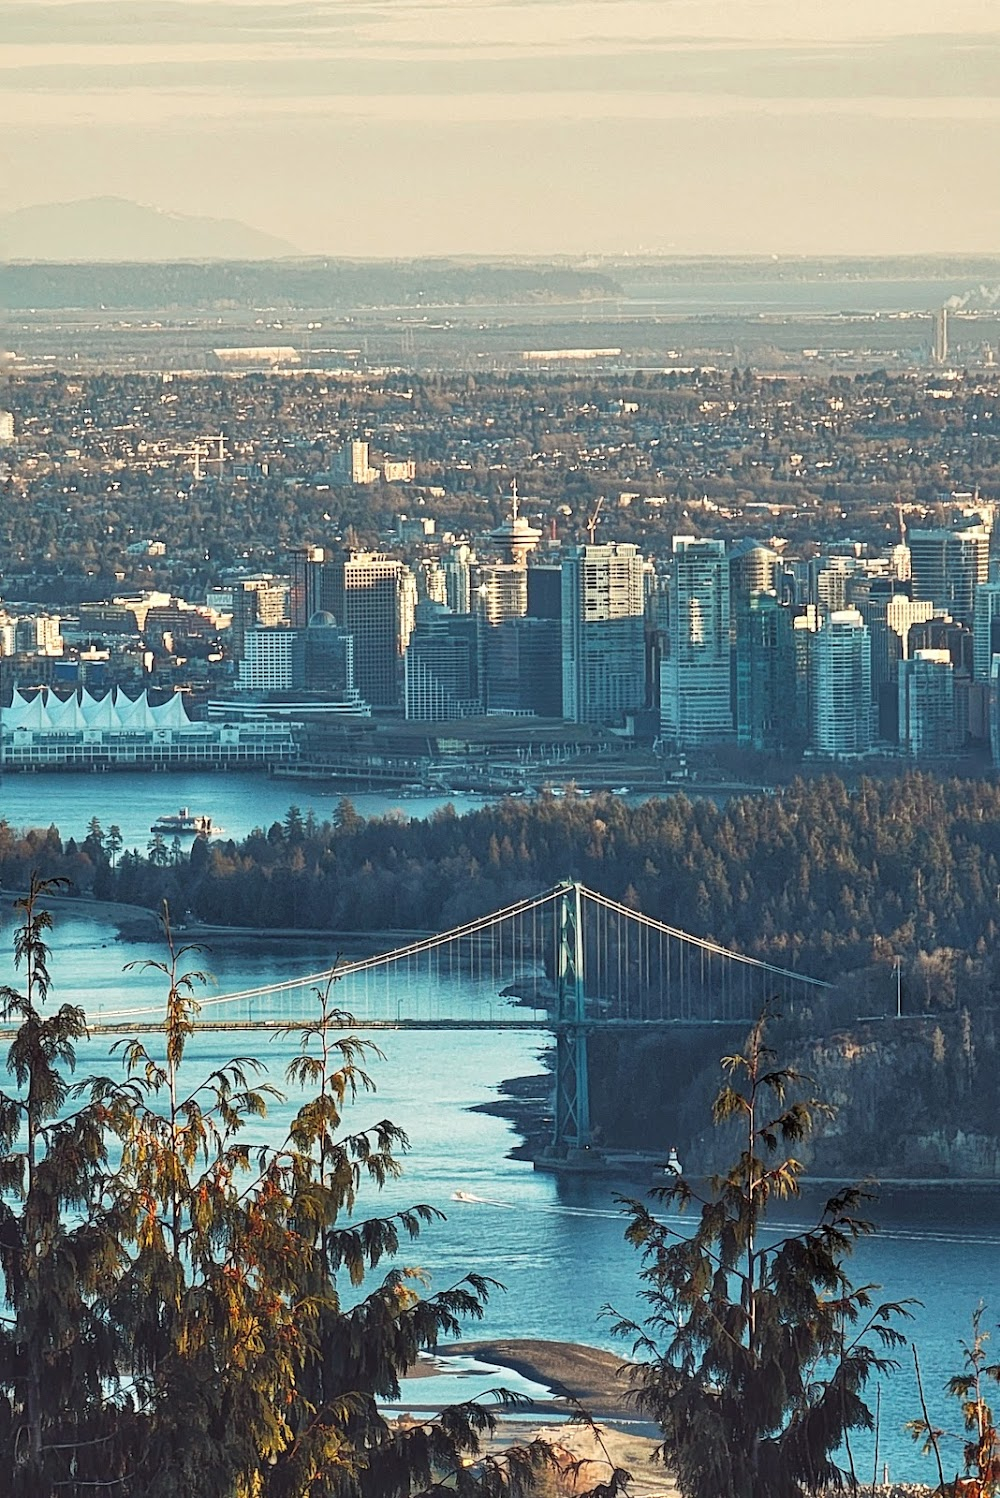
left=5, top=0, right=1000, bottom=255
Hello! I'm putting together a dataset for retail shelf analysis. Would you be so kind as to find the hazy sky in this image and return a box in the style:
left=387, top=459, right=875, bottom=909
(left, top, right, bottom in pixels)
left=5, top=0, right=1000, bottom=256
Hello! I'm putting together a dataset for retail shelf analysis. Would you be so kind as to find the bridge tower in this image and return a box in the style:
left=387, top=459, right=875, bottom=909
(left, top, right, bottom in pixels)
left=553, top=880, right=593, bottom=1154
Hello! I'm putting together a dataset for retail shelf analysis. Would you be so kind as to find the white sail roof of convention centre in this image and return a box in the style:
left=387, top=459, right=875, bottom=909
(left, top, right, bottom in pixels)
left=4, top=687, right=204, bottom=733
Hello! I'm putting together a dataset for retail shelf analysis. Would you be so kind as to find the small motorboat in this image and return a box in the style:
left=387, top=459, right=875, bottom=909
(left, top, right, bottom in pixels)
left=150, top=808, right=224, bottom=838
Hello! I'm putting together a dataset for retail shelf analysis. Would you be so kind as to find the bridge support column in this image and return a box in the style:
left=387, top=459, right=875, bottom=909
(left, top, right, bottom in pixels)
left=553, top=880, right=594, bottom=1156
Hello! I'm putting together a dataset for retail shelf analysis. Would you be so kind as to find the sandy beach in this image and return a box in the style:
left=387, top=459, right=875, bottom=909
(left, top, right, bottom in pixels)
left=434, top=1339, right=637, bottom=1420
left=404, top=1341, right=936, bottom=1496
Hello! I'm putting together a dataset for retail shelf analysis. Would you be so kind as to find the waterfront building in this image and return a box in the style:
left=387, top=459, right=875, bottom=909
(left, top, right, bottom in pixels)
left=898, top=650, right=959, bottom=757
left=288, top=545, right=325, bottom=628
left=293, top=612, right=360, bottom=703
left=792, top=609, right=818, bottom=748
left=400, top=566, right=418, bottom=654
left=239, top=627, right=297, bottom=692
left=0, top=687, right=296, bottom=770
left=810, top=609, right=872, bottom=757
left=660, top=536, right=733, bottom=748
left=404, top=604, right=482, bottom=721
left=734, top=594, right=808, bottom=754
left=484, top=616, right=562, bottom=718
left=990, top=657, right=1000, bottom=768
left=730, top=540, right=781, bottom=746
left=14, top=613, right=63, bottom=655
left=908, top=526, right=989, bottom=626
left=322, top=551, right=404, bottom=708
left=231, top=577, right=288, bottom=661
left=561, top=542, right=645, bottom=726
left=905, top=613, right=982, bottom=743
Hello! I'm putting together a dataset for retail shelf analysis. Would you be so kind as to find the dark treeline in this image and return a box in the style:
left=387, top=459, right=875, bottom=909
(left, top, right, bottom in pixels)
left=5, top=773, right=1000, bottom=1175
left=7, top=772, right=1000, bottom=998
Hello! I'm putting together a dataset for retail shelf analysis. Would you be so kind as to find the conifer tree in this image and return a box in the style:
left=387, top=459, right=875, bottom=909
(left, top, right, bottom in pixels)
left=0, top=889, right=625, bottom=1497
left=607, top=1011, right=910, bottom=1498
left=0, top=875, right=127, bottom=1497
left=85, top=904, right=620, bottom=1496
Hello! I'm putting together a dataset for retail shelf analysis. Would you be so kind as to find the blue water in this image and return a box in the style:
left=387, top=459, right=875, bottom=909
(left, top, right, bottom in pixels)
left=618, top=277, right=992, bottom=317
left=0, top=770, right=998, bottom=1483
left=0, top=769, right=492, bottom=854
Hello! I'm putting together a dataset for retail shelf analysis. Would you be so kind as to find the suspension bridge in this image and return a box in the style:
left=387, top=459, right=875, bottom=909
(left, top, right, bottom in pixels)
left=73, top=881, right=831, bottom=1158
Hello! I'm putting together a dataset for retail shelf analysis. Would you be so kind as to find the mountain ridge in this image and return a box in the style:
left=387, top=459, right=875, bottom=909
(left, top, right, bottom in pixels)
left=1, top=197, right=300, bottom=262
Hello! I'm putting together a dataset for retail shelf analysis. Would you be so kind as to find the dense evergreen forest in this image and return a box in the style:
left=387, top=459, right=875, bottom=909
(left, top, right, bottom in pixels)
left=5, top=772, right=1000, bottom=1176
left=5, top=773, right=1000, bottom=989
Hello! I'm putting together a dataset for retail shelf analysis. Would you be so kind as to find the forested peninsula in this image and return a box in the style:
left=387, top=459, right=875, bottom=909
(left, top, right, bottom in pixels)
left=4, top=772, right=1000, bottom=1180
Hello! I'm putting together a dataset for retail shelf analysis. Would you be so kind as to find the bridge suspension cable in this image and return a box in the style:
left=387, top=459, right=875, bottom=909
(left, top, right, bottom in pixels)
left=93, top=884, right=566, bottom=1020
left=580, top=886, right=831, bottom=988
left=80, top=880, right=830, bottom=1029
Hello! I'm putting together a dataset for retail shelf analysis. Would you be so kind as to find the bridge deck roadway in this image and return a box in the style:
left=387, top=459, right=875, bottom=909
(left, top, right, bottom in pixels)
left=0, top=1016, right=755, bottom=1038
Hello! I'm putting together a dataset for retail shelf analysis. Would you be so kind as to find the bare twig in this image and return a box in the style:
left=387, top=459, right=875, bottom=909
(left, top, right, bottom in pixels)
left=913, top=1343, right=947, bottom=1493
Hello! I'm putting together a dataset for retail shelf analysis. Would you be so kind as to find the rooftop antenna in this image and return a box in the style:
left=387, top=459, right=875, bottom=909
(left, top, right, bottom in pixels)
left=510, top=475, right=519, bottom=523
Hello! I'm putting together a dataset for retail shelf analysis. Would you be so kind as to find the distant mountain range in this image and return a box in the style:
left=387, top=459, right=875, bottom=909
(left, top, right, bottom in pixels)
left=0, top=198, right=300, bottom=262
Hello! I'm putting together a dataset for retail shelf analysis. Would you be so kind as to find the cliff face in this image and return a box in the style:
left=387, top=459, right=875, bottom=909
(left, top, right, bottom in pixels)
left=586, top=1010, right=1000, bottom=1181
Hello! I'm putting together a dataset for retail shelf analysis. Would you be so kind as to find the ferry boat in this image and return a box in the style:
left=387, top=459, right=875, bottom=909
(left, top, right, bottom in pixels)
left=150, top=808, right=224, bottom=838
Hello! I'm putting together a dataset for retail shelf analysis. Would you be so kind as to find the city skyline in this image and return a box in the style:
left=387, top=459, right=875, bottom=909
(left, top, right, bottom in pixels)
left=5, top=1, right=1000, bottom=257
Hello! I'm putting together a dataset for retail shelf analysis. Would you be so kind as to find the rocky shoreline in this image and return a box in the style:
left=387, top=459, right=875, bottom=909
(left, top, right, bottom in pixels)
left=469, top=1072, right=552, bottom=1161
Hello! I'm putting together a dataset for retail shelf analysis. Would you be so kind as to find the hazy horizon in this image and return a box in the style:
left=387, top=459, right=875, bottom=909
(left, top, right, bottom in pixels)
left=5, top=1, right=1000, bottom=259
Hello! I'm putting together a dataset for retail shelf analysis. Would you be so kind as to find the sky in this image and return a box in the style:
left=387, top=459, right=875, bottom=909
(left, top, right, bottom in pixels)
left=4, top=0, right=1000, bottom=257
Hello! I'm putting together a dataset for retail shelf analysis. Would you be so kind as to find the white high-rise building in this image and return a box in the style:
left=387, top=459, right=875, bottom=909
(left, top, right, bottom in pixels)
left=810, top=609, right=872, bottom=757
left=400, top=566, right=418, bottom=652
left=443, top=543, right=476, bottom=614
left=561, top=542, right=646, bottom=725
left=660, top=536, right=733, bottom=747
left=239, top=627, right=297, bottom=691
left=335, top=440, right=379, bottom=485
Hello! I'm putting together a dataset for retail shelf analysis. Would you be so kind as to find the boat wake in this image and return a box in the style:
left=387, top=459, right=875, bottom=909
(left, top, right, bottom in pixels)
left=450, top=1190, right=517, bottom=1209
left=450, top=1190, right=619, bottom=1219
left=451, top=1191, right=1000, bottom=1243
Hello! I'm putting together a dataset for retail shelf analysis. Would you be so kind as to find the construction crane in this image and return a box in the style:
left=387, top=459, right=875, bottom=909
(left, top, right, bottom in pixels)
left=585, top=495, right=604, bottom=545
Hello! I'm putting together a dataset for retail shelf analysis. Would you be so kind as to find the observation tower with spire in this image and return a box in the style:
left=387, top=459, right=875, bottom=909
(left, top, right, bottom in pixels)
left=489, top=477, right=542, bottom=567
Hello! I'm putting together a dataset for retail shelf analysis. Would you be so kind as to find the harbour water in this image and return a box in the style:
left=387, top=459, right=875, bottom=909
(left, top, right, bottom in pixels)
left=0, top=769, right=492, bottom=854
left=0, top=774, right=998, bottom=1482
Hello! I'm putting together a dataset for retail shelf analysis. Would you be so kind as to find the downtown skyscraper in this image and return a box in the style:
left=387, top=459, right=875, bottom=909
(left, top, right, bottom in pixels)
left=560, top=542, right=646, bottom=725
left=660, top=536, right=733, bottom=748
